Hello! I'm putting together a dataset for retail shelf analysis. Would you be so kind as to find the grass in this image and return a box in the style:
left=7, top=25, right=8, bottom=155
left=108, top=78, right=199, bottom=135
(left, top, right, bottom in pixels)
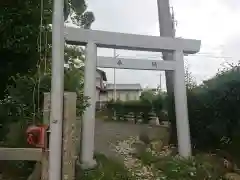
left=134, top=150, right=228, bottom=180
left=77, top=150, right=228, bottom=180
left=76, top=154, right=136, bottom=180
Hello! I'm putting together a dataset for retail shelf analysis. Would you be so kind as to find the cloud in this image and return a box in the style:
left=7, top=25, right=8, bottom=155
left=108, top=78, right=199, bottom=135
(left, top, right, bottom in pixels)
left=87, top=0, right=158, bottom=34
left=171, top=0, right=240, bottom=82
left=85, top=0, right=240, bottom=89
left=220, top=0, right=240, bottom=11
left=222, top=34, right=240, bottom=63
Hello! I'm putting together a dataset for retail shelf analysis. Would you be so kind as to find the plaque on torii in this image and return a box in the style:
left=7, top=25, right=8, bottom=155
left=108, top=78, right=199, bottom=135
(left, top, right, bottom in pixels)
left=117, top=59, right=123, bottom=66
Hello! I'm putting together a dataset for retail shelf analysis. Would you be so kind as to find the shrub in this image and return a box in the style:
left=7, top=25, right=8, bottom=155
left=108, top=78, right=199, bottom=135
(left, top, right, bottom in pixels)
left=0, top=67, right=88, bottom=179
left=135, top=150, right=227, bottom=180
left=106, top=100, right=153, bottom=124
left=77, top=154, right=136, bottom=180
left=154, top=155, right=227, bottom=180
left=0, top=66, right=88, bottom=141
left=187, top=68, right=240, bottom=151
left=165, top=66, right=240, bottom=155
left=114, top=136, right=228, bottom=180
left=106, top=92, right=164, bottom=124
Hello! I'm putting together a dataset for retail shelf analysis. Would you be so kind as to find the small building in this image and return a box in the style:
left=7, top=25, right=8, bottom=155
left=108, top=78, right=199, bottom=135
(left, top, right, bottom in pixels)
left=100, top=83, right=142, bottom=102
left=95, top=69, right=107, bottom=101
left=94, top=69, right=142, bottom=109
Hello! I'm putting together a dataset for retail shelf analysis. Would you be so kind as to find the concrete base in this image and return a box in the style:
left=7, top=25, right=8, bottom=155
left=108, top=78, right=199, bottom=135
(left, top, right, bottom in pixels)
left=80, top=159, right=97, bottom=170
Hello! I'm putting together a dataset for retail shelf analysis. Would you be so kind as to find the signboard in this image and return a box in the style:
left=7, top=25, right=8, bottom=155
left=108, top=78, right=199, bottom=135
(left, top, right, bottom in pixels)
left=97, top=56, right=176, bottom=71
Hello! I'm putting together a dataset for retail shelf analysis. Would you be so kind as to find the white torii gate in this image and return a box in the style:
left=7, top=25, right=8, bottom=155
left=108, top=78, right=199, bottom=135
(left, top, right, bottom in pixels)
left=65, top=27, right=201, bottom=168
left=50, top=1, right=200, bottom=178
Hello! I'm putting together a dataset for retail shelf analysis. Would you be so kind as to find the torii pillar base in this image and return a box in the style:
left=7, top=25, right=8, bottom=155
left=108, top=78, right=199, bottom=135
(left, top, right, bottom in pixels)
left=79, top=159, right=97, bottom=170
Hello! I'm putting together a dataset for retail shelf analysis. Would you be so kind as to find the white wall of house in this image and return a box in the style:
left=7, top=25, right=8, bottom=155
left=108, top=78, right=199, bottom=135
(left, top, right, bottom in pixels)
left=96, top=89, right=100, bottom=101
left=96, top=71, right=103, bottom=88
left=96, top=77, right=101, bottom=88
left=94, top=70, right=142, bottom=104
left=95, top=70, right=104, bottom=102
left=100, top=90, right=141, bottom=102
left=99, top=92, right=108, bottom=102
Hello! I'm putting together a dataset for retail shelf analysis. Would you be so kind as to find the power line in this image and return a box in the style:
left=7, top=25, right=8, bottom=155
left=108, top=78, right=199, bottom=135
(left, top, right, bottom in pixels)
left=187, top=54, right=235, bottom=59
left=109, top=47, right=237, bottom=61
left=118, top=53, right=237, bottom=60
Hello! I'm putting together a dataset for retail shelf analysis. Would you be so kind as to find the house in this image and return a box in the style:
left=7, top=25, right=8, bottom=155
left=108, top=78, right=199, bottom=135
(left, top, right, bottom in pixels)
left=100, top=83, right=142, bottom=102
left=94, top=69, right=142, bottom=109
left=95, top=69, right=107, bottom=100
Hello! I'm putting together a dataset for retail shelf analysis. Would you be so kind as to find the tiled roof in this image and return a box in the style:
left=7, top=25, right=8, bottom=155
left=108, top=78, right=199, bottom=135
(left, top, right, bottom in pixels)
left=96, top=68, right=107, bottom=81
left=106, top=83, right=142, bottom=90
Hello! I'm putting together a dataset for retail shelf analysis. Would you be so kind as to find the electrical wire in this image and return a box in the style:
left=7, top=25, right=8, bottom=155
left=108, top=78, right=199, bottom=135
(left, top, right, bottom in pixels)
left=117, top=52, right=237, bottom=60
left=32, top=0, right=45, bottom=124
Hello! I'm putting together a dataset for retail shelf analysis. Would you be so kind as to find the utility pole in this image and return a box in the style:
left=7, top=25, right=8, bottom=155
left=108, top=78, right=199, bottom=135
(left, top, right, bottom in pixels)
left=50, top=0, right=65, bottom=179
left=157, top=0, right=176, bottom=141
left=157, top=0, right=175, bottom=92
left=113, top=67, right=116, bottom=101
left=113, top=49, right=118, bottom=101
left=113, top=49, right=116, bottom=101
left=156, top=73, right=162, bottom=91
left=159, top=73, right=162, bottom=90
left=157, top=0, right=175, bottom=37
left=157, top=0, right=192, bottom=156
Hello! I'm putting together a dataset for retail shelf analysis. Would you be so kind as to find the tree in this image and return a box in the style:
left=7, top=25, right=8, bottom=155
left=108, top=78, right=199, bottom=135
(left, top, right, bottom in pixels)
left=140, top=89, right=165, bottom=122
left=140, top=90, right=156, bottom=104
left=187, top=66, right=240, bottom=152
left=0, top=0, right=95, bottom=144
left=0, top=1, right=93, bottom=177
left=0, top=0, right=94, bottom=99
left=185, top=64, right=197, bottom=90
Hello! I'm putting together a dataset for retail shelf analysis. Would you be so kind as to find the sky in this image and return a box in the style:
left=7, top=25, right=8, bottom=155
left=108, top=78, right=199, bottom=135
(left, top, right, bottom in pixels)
left=83, top=0, right=240, bottom=89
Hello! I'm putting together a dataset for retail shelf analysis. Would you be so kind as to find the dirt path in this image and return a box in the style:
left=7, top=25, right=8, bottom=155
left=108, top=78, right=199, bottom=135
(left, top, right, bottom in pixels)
left=94, top=120, right=168, bottom=159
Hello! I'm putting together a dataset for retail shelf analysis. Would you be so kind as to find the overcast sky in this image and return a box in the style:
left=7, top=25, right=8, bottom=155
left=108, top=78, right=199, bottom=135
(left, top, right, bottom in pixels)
left=84, top=0, right=240, bottom=89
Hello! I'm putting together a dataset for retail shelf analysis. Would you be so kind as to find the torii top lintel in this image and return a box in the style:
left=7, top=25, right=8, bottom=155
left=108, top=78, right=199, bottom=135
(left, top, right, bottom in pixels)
left=65, top=27, right=201, bottom=54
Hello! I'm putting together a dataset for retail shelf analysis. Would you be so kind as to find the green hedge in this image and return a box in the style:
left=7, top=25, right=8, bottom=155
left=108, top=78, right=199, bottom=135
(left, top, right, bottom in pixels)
left=163, top=67, right=240, bottom=165
left=186, top=69, right=240, bottom=152
left=106, top=96, right=163, bottom=124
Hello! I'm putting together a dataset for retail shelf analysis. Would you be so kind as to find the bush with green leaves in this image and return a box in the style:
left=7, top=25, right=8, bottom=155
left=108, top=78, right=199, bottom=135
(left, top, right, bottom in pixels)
left=155, top=155, right=227, bottom=180
left=106, top=91, right=164, bottom=124
left=135, top=150, right=227, bottom=180
left=157, top=66, right=240, bottom=168
left=0, top=65, right=88, bottom=145
left=0, top=0, right=94, bottom=178
left=187, top=68, right=240, bottom=152
left=77, top=154, right=136, bottom=180
left=164, top=65, right=240, bottom=156
left=0, top=66, right=88, bottom=179
left=107, top=100, right=154, bottom=124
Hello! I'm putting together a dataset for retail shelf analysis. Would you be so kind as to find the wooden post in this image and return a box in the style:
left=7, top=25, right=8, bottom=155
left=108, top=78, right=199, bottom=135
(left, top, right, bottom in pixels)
left=41, top=93, right=51, bottom=180
left=41, top=92, right=77, bottom=180
left=62, top=92, right=77, bottom=180
left=43, top=93, right=51, bottom=125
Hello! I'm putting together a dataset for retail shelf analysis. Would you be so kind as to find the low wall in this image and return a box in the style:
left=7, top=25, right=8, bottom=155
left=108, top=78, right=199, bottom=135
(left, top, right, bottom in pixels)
left=8, top=119, right=169, bottom=160
left=93, top=120, right=169, bottom=158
